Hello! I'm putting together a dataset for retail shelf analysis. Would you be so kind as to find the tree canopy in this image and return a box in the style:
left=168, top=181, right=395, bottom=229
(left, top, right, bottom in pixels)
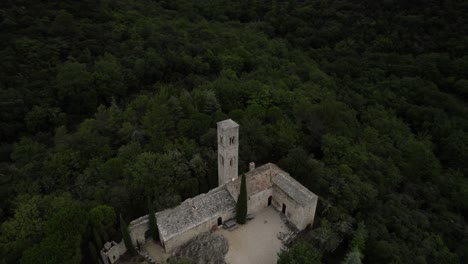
left=1, top=0, right=467, bottom=263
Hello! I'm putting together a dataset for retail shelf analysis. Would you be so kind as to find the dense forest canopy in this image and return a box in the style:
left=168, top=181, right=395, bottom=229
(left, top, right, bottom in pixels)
left=1, top=0, right=467, bottom=263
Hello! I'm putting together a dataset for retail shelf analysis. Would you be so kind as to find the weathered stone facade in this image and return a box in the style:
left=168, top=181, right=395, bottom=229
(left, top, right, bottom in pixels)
left=217, top=119, right=239, bottom=186
left=156, top=186, right=236, bottom=252
left=101, top=241, right=126, bottom=264
left=227, top=163, right=318, bottom=230
left=102, top=119, right=318, bottom=263
left=272, top=172, right=318, bottom=229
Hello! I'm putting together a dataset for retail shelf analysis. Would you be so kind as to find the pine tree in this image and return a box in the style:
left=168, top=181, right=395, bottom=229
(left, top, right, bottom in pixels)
left=147, top=197, right=159, bottom=240
left=119, top=214, right=137, bottom=256
left=236, top=174, right=248, bottom=224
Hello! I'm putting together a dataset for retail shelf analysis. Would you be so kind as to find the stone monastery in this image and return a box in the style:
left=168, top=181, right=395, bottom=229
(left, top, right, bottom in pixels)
left=102, top=119, right=318, bottom=263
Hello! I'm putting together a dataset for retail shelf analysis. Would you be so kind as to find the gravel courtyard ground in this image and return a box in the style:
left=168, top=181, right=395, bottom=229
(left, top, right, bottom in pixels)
left=218, top=207, right=291, bottom=264
left=144, top=206, right=291, bottom=264
left=143, top=240, right=170, bottom=263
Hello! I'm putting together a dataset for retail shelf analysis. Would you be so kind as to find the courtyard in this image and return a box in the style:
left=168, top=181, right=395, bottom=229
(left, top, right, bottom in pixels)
left=144, top=206, right=292, bottom=264
left=219, top=206, right=292, bottom=264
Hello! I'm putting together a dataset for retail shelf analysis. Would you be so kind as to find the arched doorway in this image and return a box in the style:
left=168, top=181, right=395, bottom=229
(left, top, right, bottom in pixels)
left=217, top=217, right=222, bottom=226
left=144, top=230, right=152, bottom=240
left=268, top=196, right=272, bottom=206
left=282, top=203, right=286, bottom=214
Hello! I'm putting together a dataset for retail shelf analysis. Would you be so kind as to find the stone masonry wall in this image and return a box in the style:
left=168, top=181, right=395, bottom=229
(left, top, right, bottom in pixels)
left=101, top=241, right=126, bottom=264
left=272, top=185, right=306, bottom=230
left=226, top=168, right=273, bottom=203
left=129, top=215, right=150, bottom=246
left=164, top=209, right=235, bottom=252
left=217, top=121, right=239, bottom=186
left=248, top=188, right=273, bottom=214
left=302, top=196, right=318, bottom=229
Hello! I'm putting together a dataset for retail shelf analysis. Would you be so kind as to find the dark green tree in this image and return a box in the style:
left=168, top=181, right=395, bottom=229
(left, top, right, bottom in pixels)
left=1, top=1, right=468, bottom=263
left=55, top=61, right=96, bottom=115
left=278, top=241, right=321, bottom=264
left=119, top=214, right=137, bottom=256
left=168, top=257, right=193, bottom=264
left=236, top=174, right=247, bottom=224
left=147, top=197, right=159, bottom=240
left=342, top=223, right=367, bottom=264
left=89, top=205, right=115, bottom=244
left=19, top=198, right=88, bottom=264
left=93, top=227, right=103, bottom=250
left=342, top=249, right=362, bottom=264
left=88, top=242, right=98, bottom=263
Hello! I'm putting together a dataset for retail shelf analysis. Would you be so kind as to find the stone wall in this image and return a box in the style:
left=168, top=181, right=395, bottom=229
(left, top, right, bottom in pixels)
left=217, top=120, right=239, bottom=186
left=272, top=185, right=307, bottom=230
left=101, top=241, right=126, bottom=264
left=302, top=196, right=318, bottom=229
left=164, top=209, right=235, bottom=252
left=129, top=215, right=150, bottom=246
left=226, top=165, right=273, bottom=203
left=248, top=188, right=273, bottom=214
left=100, top=216, right=152, bottom=264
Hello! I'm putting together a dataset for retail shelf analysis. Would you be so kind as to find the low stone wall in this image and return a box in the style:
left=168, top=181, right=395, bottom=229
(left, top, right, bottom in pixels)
left=101, top=241, right=126, bottom=264
left=101, top=215, right=152, bottom=264
left=129, top=215, right=150, bottom=246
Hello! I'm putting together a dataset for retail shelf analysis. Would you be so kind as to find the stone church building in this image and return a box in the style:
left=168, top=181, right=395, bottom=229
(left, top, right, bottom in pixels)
left=101, top=119, right=318, bottom=263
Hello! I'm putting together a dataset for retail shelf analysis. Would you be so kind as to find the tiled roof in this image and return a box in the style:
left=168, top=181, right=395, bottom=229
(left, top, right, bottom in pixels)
left=156, top=186, right=235, bottom=241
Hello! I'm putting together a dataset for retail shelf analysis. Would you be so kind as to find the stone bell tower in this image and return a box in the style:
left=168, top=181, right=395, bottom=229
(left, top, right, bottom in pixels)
left=217, top=119, right=239, bottom=186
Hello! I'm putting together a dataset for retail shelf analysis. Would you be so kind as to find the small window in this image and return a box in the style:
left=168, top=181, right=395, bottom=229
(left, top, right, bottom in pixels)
left=221, top=156, right=224, bottom=165
left=230, top=159, right=233, bottom=166
left=220, top=136, right=223, bottom=144
left=229, top=136, right=235, bottom=145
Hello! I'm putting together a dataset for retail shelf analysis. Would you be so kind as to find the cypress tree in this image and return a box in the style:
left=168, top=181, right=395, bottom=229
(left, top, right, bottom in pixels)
left=88, top=241, right=98, bottom=263
left=119, top=214, right=137, bottom=256
left=236, top=174, right=248, bottom=224
left=99, top=226, right=109, bottom=243
left=93, top=227, right=103, bottom=250
left=147, top=197, right=159, bottom=240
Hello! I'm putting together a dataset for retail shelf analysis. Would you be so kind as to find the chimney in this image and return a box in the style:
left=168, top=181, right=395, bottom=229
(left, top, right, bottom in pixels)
left=249, top=162, right=255, bottom=171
